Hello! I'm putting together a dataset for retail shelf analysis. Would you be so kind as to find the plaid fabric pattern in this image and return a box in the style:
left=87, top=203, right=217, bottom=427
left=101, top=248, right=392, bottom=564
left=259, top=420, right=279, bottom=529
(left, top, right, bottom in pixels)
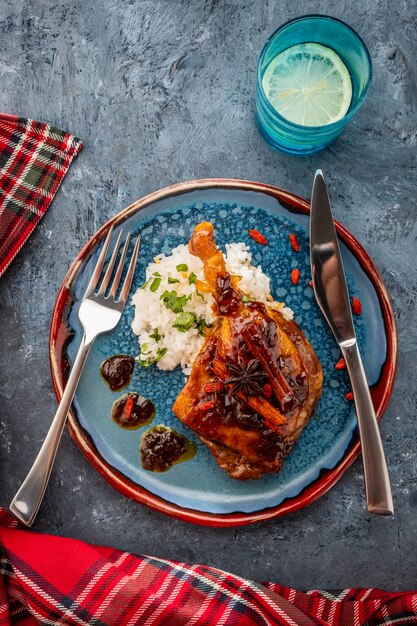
left=0, top=113, right=83, bottom=277
left=0, top=509, right=416, bottom=626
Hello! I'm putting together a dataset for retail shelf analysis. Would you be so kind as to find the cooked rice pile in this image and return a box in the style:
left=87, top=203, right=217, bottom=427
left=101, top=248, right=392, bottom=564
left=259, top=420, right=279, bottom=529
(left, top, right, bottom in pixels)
left=131, top=242, right=293, bottom=375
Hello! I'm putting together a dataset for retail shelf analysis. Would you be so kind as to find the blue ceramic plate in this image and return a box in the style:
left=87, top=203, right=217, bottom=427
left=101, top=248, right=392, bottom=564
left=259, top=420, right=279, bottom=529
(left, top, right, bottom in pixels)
left=50, top=180, right=397, bottom=526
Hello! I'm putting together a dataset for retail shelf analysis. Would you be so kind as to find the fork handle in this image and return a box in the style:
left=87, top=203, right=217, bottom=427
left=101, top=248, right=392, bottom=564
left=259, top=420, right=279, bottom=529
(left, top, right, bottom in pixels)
left=9, top=334, right=93, bottom=526
left=341, top=341, right=394, bottom=515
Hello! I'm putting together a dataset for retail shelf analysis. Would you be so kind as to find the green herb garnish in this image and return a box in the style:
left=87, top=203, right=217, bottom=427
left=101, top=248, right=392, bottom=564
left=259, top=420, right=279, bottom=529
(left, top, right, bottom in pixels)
left=160, top=290, right=189, bottom=313
left=196, top=318, right=210, bottom=335
left=176, top=263, right=188, bottom=272
left=173, top=312, right=196, bottom=332
left=241, top=295, right=252, bottom=303
left=168, top=277, right=180, bottom=284
left=153, top=271, right=161, bottom=277
left=149, top=329, right=162, bottom=341
left=150, top=277, right=161, bottom=292
left=188, top=272, right=197, bottom=285
left=138, top=347, right=168, bottom=368
left=140, top=343, right=149, bottom=354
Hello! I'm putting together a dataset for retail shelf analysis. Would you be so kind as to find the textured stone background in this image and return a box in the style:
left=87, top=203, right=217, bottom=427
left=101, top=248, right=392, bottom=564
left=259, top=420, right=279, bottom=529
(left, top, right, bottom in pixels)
left=0, top=0, right=416, bottom=590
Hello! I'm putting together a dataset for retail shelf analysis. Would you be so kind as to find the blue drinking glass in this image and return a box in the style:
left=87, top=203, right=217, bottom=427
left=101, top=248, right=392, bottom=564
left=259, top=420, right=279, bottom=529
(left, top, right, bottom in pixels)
left=255, top=15, right=372, bottom=156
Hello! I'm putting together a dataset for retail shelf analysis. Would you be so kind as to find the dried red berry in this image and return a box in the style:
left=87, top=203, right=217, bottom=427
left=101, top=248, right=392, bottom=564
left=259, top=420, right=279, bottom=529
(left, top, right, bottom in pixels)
left=204, top=381, right=224, bottom=394
left=352, top=297, right=362, bottom=315
left=249, top=229, right=268, bottom=245
left=198, top=400, right=215, bottom=412
left=309, top=279, right=313, bottom=288
left=291, top=268, right=300, bottom=285
left=289, top=233, right=300, bottom=252
left=125, top=397, right=134, bottom=419
left=263, top=383, right=273, bottom=399
left=345, top=391, right=354, bottom=401
left=335, top=358, right=346, bottom=370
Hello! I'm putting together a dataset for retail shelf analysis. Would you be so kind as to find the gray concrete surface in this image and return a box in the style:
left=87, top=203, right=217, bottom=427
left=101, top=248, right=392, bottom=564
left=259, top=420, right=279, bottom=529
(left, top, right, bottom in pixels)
left=0, top=0, right=416, bottom=591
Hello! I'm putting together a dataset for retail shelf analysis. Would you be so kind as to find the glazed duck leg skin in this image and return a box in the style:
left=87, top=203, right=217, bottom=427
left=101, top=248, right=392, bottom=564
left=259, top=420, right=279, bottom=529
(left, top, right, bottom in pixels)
left=172, top=222, right=323, bottom=480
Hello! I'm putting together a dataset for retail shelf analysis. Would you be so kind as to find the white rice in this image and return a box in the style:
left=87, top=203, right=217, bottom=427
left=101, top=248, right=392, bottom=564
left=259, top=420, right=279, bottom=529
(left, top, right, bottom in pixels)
left=131, top=242, right=293, bottom=375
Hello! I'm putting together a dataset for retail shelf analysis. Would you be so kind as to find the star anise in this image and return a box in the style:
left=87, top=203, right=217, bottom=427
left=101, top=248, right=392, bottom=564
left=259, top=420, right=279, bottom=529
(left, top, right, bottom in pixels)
left=225, top=358, right=268, bottom=397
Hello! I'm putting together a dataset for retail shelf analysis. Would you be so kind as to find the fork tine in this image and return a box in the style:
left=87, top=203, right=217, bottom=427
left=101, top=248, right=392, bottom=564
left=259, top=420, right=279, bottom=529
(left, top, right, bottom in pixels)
left=97, top=229, right=124, bottom=295
left=109, top=232, right=131, bottom=299
left=85, top=226, right=114, bottom=296
left=118, top=236, right=141, bottom=303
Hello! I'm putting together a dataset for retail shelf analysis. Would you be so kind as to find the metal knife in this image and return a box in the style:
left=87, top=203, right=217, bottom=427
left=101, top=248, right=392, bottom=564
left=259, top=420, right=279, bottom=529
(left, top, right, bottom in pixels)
left=310, top=169, right=394, bottom=515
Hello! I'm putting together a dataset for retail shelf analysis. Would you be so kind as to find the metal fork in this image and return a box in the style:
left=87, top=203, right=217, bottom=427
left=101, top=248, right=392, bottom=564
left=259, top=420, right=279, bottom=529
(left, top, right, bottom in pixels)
left=9, top=226, right=140, bottom=527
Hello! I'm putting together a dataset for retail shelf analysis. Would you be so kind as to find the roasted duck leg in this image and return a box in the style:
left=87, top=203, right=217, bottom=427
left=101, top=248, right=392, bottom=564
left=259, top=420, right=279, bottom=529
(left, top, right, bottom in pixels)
left=173, top=222, right=323, bottom=480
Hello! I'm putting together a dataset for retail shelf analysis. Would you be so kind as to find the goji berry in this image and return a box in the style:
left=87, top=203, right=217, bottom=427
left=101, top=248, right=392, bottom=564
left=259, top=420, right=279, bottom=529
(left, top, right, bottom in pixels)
left=263, top=383, right=273, bottom=399
left=291, top=268, right=300, bottom=285
left=289, top=233, right=300, bottom=252
left=125, top=396, right=134, bottom=419
left=335, top=358, right=346, bottom=370
left=352, top=297, right=362, bottom=315
left=249, top=229, right=268, bottom=245
left=309, top=279, right=313, bottom=288
left=345, top=391, right=354, bottom=401
left=204, top=381, right=224, bottom=394
left=198, top=400, right=215, bottom=412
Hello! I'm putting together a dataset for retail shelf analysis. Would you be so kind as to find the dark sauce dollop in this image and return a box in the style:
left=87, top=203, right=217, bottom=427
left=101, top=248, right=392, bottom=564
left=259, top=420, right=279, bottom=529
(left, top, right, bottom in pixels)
left=112, top=393, right=155, bottom=429
left=100, top=355, right=135, bottom=391
left=140, top=425, right=196, bottom=472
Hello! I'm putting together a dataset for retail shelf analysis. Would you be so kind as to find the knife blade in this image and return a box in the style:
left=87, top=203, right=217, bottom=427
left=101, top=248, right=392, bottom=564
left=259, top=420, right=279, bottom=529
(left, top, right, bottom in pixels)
left=310, top=170, right=394, bottom=515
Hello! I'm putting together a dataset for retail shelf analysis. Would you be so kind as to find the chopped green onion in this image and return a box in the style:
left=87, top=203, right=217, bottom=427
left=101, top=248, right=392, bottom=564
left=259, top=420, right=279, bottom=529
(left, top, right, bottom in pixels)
left=168, top=277, right=180, bottom=284
left=176, top=263, right=188, bottom=272
left=188, top=272, right=197, bottom=285
left=241, top=295, right=252, bottom=303
left=140, top=343, right=149, bottom=354
left=173, top=312, right=196, bottom=332
left=150, top=277, right=161, bottom=292
left=152, top=271, right=161, bottom=277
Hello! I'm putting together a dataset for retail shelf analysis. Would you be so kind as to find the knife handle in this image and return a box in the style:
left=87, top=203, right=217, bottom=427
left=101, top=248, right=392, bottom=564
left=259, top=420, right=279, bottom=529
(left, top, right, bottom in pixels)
left=341, top=341, right=394, bottom=515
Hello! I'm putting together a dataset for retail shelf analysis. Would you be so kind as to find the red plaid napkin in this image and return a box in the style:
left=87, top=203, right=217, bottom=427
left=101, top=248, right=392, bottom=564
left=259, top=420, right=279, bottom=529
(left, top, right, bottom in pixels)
left=0, top=508, right=416, bottom=626
left=1, top=113, right=416, bottom=624
left=0, top=113, right=83, bottom=277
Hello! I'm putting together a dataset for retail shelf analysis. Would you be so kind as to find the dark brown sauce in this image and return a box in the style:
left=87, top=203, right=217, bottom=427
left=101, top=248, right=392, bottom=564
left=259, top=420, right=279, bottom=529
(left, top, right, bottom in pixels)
left=100, top=355, right=135, bottom=391
left=199, top=381, right=266, bottom=434
left=256, top=430, right=294, bottom=460
left=140, top=425, right=196, bottom=472
left=223, top=394, right=265, bottom=430
left=112, top=393, right=155, bottom=429
left=216, top=272, right=241, bottom=315
left=205, top=307, right=309, bottom=420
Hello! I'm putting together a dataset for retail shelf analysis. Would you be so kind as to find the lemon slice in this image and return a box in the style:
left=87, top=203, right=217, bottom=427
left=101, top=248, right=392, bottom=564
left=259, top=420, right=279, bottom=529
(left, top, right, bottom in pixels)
left=262, top=43, right=352, bottom=127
